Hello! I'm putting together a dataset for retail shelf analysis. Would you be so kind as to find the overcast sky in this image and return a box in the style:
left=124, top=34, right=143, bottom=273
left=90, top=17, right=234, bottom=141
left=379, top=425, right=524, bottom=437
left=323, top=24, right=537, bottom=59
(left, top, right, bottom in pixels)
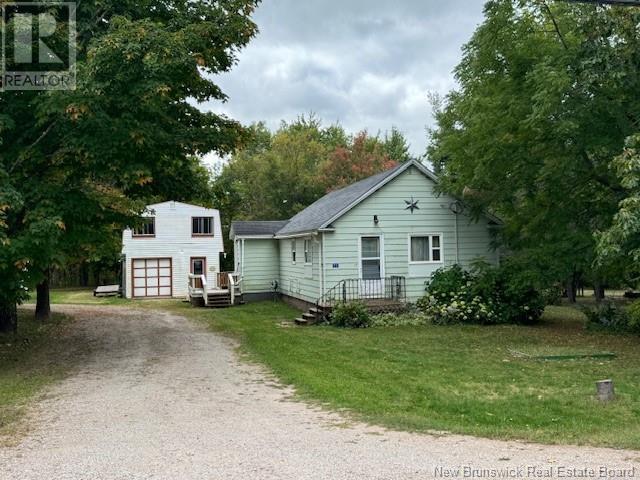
left=201, top=0, right=487, bottom=162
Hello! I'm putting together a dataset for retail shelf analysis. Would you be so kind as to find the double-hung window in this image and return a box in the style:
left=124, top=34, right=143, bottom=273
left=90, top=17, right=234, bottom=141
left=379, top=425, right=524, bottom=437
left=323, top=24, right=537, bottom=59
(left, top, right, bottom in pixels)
left=192, top=217, right=214, bottom=236
left=133, top=217, right=155, bottom=237
left=291, top=240, right=297, bottom=263
left=410, top=235, right=442, bottom=263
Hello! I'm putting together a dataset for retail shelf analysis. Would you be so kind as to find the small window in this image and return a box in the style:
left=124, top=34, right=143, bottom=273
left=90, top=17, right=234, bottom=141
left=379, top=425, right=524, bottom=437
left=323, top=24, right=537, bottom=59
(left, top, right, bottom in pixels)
left=304, top=239, right=312, bottom=264
left=133, top=217, right=155, bottom=237
left=192, top=217, right=214, bottom=236
left=291, top=240, right=297, bottom=263
left=410, top=235, right=442, bottom=263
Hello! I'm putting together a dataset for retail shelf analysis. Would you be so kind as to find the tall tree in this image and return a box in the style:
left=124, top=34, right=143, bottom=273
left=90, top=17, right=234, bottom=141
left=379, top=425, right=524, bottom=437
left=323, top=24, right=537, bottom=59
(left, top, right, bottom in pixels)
left=597, top=133, right=640, bottom=285
left=212, top=118, right=405, bottom=227
left=383, top=127, right=412, bottom=163
left=319, top=131, right=398, bottom=190
left=1, top=0, right=260, bottom=330
left=219, top=117, right=333, bottom=221
left=428, top=0, right=640, bottom=296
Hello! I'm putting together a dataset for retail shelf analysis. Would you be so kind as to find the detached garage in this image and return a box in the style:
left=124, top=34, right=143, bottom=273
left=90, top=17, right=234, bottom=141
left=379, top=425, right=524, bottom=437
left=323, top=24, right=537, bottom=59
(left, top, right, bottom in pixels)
left=121, top=201, right=225, bottom=299
left=132, top=258, right=172, bottom=298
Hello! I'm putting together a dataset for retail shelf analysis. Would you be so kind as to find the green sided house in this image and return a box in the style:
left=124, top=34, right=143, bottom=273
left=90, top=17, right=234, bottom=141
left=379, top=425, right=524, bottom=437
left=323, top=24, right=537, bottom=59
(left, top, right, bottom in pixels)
left=230, top=159, right=500, bottom=318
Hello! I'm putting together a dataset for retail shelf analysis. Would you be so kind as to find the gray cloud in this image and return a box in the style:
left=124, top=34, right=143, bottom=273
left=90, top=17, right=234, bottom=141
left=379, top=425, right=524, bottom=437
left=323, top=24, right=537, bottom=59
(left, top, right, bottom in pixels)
left=201, top=0, right=486, bottom=161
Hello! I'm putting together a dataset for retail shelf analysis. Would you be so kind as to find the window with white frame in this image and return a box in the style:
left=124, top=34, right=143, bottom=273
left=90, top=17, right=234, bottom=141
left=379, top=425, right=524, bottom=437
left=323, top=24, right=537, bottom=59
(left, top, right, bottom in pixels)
left=304, top=239, right=311, bottom=264
left=410, top=235, right=442, bottom=263
left=291, top=240, right=297, bottom=263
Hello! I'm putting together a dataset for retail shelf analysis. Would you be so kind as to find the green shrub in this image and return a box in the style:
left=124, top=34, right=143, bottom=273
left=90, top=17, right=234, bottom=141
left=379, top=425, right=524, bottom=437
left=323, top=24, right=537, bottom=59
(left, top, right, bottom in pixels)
left=583, top=302, right=631, bottom=332
left=584, top=301, right=640, bottom=334
left=417, top=262, right=545, bottom=326
left=627, top=300, right=640, bottom=333
left=541, top=285, right=563, bottom=306
left=330, top=301, right=371, bottom=328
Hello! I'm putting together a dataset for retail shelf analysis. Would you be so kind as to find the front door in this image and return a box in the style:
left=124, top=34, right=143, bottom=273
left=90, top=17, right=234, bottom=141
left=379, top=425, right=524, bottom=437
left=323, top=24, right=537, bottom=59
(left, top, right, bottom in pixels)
left=191, top=257, right=206, bottom=289
left=360, top=236, right=384, bottom=297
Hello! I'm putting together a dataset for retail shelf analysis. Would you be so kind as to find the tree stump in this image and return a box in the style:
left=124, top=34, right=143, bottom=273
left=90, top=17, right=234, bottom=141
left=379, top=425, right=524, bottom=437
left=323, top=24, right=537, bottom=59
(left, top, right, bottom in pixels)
left=596, top=379, right=615, bottom=402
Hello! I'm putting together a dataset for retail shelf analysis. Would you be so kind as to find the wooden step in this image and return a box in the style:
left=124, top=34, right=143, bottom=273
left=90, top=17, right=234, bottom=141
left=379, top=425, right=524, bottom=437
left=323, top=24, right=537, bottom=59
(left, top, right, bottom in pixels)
left=207, top=296, right=231, bottom=307
left=294, top=317, right=309, bottom=326
left=302, top=312, right=317, bottom=321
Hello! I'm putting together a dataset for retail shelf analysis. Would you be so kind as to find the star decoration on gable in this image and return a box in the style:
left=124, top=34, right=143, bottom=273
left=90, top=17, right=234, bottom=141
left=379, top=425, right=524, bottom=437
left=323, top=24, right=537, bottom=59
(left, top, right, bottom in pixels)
left=405, top=197, right=420, bottom=213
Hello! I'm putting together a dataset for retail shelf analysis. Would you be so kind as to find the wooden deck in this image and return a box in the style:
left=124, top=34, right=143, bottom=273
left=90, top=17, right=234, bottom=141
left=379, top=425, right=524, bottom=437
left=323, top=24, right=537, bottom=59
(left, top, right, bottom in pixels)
left=188, top=272, right=243, bottom=308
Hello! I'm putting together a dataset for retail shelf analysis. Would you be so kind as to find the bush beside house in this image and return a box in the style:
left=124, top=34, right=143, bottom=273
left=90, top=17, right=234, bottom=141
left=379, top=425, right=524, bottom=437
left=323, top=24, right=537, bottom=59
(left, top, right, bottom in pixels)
left=328, top=263, right=546, bottom=328
left=329, top=301, right=372, bottom=328
left=417, top=263, right=545, bottom=326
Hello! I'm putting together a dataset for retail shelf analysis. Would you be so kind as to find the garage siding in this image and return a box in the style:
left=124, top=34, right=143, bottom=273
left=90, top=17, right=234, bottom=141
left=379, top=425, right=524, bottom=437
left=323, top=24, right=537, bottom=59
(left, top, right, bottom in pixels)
left=122, top=201, right=224, bottom=299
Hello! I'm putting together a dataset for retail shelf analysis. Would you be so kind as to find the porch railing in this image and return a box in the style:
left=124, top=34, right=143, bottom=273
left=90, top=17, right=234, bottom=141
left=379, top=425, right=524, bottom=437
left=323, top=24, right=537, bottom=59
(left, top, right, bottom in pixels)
left=188, top=274, right=209, bottom=306
left=316, top=276, right=406, bottom=311
left=188, top=272, right=243, bottom=306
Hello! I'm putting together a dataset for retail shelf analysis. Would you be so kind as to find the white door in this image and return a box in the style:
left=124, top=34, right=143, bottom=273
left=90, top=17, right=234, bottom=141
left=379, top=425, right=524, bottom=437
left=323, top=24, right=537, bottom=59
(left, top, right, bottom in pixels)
left=133, top=258, right=172, bottom=298
left=359, top=236, right=384, bottom=297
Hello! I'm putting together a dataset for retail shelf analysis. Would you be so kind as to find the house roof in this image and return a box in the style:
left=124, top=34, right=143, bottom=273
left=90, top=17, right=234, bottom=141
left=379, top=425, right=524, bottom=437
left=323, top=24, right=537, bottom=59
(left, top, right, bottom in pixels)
left=229, top=159, right=501, bottom=240
left=276, top=159, right=438, bottom=236
left=230, top=220, right=290, bottom=238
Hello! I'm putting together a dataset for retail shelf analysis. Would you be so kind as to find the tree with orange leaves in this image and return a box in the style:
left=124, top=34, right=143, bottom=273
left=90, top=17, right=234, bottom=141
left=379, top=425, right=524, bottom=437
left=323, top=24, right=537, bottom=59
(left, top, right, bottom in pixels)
left=319, top=132, right=399, bottom=191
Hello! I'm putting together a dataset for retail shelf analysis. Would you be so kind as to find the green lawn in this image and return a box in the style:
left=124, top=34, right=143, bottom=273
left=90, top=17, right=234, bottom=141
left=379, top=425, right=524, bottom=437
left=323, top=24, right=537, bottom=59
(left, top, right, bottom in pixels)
left=0, top=310, right=72, bottom=442
left=179, top=301, right=640, bottom=450
left=27, top=289, right=640, bottom=449
left=25, top=288, right=130, bottom=306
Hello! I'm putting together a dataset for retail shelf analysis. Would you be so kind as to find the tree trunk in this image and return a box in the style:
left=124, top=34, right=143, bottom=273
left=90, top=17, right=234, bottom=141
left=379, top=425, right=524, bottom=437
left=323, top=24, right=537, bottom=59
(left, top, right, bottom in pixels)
left=35, top=273, right=51, bottom=322
left=80, top=263, right=89, bottom=287
left=566, top=277, right=577, bottom=303
left=594, top=280, right=606, bottom=303
left=0, top=301, right=18, bottom=334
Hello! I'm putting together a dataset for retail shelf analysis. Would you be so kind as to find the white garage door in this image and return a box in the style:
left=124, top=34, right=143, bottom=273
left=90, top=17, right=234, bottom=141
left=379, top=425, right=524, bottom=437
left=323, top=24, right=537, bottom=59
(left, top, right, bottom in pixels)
left=133, top=258, right=172, bottom=298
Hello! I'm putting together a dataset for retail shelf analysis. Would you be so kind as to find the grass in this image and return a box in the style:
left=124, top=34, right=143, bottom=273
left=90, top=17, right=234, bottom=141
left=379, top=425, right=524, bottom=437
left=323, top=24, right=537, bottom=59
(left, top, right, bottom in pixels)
left=25, top=288, right=130, bottom=306
left=179, top=301, right=640, bottom=450
left=36, top=289, right=640, bottom=449
left=0, top=310, right=73, bottom=442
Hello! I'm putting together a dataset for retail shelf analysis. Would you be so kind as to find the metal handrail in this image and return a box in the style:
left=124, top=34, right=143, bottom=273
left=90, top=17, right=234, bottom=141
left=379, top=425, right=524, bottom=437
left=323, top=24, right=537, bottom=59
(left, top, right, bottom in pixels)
left=316, top=276, right=406, bottom=311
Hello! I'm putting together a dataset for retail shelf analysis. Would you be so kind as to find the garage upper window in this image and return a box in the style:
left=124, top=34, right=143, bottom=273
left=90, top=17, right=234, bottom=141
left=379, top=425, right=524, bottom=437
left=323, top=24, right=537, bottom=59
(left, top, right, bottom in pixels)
left=133, top=217, right=155, bottom=237
left=192, top=217, right=214, bottom=236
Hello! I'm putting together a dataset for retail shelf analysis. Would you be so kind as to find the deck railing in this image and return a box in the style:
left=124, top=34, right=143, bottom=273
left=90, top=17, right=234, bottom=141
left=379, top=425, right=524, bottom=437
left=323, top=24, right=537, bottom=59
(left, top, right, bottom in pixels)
left=188, top=272, right=243, bottom=306
left=188, top=274, right=209, bottom=306
left=316, top=276, right=406, bottom=311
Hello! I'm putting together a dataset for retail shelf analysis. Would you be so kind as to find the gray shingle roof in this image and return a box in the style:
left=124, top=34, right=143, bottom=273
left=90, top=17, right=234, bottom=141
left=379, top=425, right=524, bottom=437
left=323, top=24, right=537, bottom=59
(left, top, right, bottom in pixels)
left=230, top=220, right=289, bottom=238
left=276, top=161, right=413, bottom=236
left=229, top=160, right=455, bottom=239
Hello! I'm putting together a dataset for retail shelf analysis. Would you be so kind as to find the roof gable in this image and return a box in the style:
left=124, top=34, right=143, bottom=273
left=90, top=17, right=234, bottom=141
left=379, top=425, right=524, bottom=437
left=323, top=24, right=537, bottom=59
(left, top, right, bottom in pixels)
left=146, top=200, right=218, bottom=212
left=276, top=160, right=438, bottom=236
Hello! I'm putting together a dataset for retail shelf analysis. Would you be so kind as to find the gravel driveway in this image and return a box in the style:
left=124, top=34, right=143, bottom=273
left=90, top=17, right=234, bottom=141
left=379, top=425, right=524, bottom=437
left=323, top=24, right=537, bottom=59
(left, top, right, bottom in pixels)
left=1, top=305, right=638, bottom=480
